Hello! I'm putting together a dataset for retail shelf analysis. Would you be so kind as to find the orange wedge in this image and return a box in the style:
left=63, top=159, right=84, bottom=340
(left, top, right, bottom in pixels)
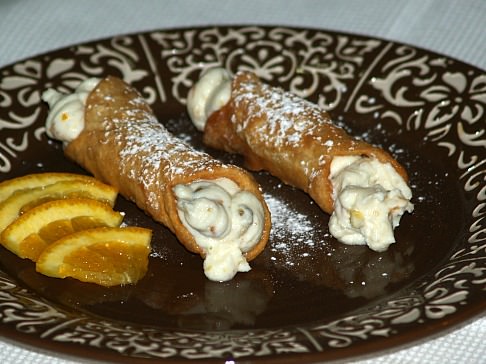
left=0, top=172, right=112, bottom=203
left=0, top=198, right=124, bottom=261
left=36, top=227, right=152, bottom=287
left=0, top=179, right=118, bottom=234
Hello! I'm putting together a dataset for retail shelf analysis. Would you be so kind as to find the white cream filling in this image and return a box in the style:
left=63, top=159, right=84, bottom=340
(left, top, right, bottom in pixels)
left=173, top=178, right=264, bottom=282
left=186, top=67, right=231, bottom=131
left=329, top=156, right=413, bottom=252
left=42, top=78, right=100, bottom=143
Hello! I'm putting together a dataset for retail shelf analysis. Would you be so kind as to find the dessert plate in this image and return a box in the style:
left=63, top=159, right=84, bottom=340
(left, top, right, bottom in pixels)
left=0, top=26, right=485, bottom=363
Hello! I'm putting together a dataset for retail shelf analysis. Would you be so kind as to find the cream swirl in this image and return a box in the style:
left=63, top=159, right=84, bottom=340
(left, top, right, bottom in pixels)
left=42, top=78, right=100, bottom=143
left=186, top=67, right=231, bottom=131
left=173, top=178, right=264, bottom=282
left=329, top=156, right=414, bottom=252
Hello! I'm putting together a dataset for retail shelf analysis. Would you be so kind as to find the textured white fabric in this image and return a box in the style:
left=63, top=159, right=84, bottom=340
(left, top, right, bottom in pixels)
left=0, top=0, right=485, bottom=69
left=0, top=0, right=484, bottom=363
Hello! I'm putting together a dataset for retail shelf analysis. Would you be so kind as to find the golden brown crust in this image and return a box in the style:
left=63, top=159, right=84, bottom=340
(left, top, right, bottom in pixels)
left=204, top=71, right=408, bottom=214
left=65, top=76, right=270, bottom=260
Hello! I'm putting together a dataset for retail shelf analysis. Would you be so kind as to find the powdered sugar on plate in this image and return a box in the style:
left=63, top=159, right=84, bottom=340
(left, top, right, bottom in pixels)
left=262, top=190, right=332, bottom=268
left=264, top=192, right=315, bottom=248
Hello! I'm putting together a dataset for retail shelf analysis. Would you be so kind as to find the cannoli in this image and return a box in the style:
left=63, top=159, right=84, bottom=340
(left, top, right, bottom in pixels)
left=187, top=68, right=413, bottom=252
left=42, top=76, right=271, bottom=281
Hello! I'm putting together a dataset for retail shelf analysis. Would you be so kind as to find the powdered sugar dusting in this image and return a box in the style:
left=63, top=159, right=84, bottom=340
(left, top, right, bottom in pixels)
left=98, top=92, right=230, bottom=209
left=232, top=73, right=342, bottom=152
left=263, top=192, right=331, bottom=267
left=265, top=193, right=314, bottom=247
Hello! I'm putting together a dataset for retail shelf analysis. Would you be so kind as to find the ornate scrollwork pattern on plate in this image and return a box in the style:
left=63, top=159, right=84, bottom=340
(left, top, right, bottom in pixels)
left=0, top=35, right=160, bottom=173
left=0, top=58, right=77, bottom=172
left=353, top=45, right=486, bottom=154
left=0, top=270, right=68, bottom=332
left=74, top=35, right=163, bottom=104
left=50, top=324, right=311, bottom=360
left=75, top=36, right=148, bottom=83
left=151, top=26, right=383, bottom=110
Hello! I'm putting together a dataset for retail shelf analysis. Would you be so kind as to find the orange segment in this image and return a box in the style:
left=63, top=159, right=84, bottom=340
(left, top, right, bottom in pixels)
left=0, top=179, right=118, bottom=234
left=0, top=198, right=123, bottom=261
left=36, top=227, right=152, bottom=287
left=0, top=172, right=114, bottom=203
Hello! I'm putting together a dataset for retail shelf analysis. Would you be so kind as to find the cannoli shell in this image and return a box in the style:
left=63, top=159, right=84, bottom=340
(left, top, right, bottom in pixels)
left=64, top=76, right=271, bottom=261
left=203, top=71, right=409, bottom=214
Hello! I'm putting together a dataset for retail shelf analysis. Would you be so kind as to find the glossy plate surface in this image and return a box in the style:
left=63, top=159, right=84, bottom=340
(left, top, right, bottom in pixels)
left=0, top=26, right=485, bottom=363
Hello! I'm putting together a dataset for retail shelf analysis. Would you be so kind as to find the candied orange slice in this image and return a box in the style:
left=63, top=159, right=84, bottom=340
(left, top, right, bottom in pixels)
left=0, top=179, right=118, bottom=234
left=36, top=227, right=152, bottom=287
left=0, top=172, right=112, bottom=203
left=0, top=198, right=123, bottom=261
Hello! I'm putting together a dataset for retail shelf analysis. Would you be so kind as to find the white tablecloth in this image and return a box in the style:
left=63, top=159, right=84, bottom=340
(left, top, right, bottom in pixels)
left=0, top=0, right=484, bottom=363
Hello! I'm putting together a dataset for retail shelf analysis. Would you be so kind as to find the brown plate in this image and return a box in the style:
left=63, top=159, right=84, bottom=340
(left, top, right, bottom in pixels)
left=0, top=26, right=485, bottom=363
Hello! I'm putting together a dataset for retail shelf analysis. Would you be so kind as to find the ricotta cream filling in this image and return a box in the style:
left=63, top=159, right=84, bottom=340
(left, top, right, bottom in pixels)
left=173, top=178, right=264, bottom=282
left=186, top=67, right=231, bottom=131
left=329, top=156, right=414, bottom=252
left=42, top=78, right=101, bottom=143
